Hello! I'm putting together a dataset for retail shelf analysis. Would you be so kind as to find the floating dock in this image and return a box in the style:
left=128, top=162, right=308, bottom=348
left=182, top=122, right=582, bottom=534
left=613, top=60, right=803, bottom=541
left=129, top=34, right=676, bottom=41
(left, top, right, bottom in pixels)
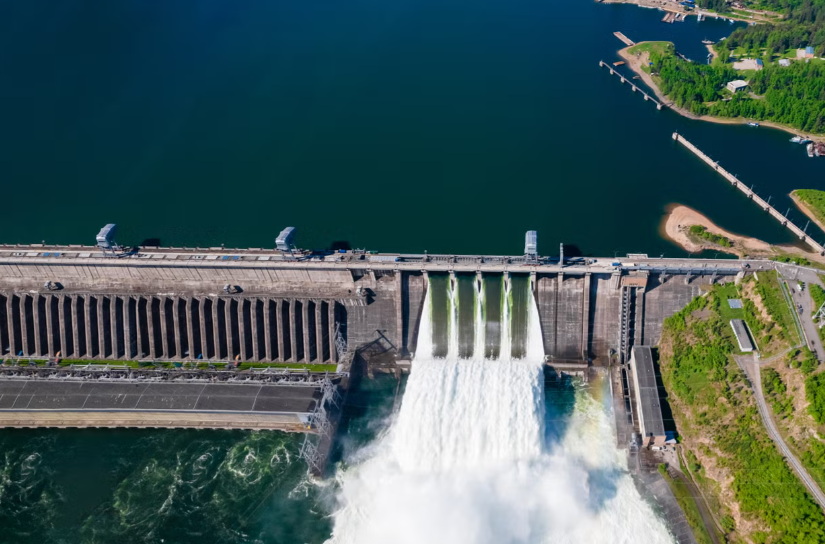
left=613, top=32, right=635, bottom=46
left=673, top=132, right=825, bottom=255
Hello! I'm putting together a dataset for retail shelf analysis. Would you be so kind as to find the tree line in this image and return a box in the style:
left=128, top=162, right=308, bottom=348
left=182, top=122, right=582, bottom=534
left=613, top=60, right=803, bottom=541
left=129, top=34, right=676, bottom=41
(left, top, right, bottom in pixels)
left=649, top=48, right=825, bottom=132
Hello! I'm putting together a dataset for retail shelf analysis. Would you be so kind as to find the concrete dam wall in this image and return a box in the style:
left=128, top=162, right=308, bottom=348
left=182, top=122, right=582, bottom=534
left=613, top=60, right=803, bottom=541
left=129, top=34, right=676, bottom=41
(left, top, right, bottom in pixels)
left=0, top=246, right=728, bottom=364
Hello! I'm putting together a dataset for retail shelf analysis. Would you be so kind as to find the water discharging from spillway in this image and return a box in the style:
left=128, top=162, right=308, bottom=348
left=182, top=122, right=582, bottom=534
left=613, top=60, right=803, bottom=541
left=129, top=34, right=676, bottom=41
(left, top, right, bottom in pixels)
left=328, top=274, right=675, bottom=544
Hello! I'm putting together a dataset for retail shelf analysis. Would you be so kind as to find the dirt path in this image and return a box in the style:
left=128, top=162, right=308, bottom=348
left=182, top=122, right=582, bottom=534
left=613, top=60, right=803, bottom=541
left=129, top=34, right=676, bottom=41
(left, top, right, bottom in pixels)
left=617, top=45, right=825, bottom=143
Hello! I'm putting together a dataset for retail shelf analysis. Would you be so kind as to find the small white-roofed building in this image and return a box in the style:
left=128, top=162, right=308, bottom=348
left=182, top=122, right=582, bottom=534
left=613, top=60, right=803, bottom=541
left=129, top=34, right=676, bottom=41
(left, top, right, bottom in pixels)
left=726, top=80, right=749, bottom=93
left=730, top=319, right=755, bottom=352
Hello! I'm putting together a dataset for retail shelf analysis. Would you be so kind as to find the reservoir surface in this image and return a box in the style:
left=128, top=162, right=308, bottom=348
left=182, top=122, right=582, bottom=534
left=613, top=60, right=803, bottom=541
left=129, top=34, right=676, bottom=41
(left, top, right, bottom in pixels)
left=0, top=1, right=823, bottom=542
left=1, top=0, right=821, bottom=257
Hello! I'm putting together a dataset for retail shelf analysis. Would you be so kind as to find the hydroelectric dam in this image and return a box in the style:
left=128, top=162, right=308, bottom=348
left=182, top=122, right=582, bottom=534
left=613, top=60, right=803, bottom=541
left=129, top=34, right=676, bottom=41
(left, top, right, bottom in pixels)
left=0, top=227, right=769, bottom=473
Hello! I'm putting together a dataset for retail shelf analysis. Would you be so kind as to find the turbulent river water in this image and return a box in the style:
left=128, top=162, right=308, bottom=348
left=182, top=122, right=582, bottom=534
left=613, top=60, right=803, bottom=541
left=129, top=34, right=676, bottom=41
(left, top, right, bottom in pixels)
left=327, top=275, right=674, bottom=544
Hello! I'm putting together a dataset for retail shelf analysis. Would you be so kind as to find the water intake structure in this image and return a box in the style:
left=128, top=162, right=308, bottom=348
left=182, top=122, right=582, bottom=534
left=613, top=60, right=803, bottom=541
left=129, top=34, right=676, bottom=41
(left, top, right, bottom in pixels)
left=329, top=273, right=676, bottom=544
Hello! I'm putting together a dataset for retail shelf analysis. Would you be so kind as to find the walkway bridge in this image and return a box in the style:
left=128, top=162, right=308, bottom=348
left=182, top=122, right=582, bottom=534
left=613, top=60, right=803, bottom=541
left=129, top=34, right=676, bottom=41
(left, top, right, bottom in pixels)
left=599, top=61, right=663, bottom=110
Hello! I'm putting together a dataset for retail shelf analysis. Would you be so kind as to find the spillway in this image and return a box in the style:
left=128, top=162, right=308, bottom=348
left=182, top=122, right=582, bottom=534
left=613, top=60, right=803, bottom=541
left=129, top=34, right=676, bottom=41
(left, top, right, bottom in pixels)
left=328, top=276, right=676, bottom=544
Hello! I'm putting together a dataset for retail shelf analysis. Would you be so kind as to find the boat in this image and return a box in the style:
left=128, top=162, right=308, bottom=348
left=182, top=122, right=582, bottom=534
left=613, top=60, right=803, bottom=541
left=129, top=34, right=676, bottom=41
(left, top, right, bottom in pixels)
left=747, top=122, right=759, bottom=127
left=791, top=136, right=803, bottom=143
left=702, top=38, right=714, bottom=44
left=809, top=142, right=825, bottom=157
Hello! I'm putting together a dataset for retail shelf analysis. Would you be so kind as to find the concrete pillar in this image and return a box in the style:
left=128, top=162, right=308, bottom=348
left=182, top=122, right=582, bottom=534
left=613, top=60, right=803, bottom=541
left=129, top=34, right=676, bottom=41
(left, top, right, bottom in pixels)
left=634, top=288, right=645, bottom=347
left=225, top=298, right=234, bottom=360
left=70, top=296, right=80, bottom=358
left=6, top=294, right=16, bottom=357
left=97, top=296, right=106, bottom=358
left=19, top=295, right=30, bottom=356
left=110, top=294, right=119, bottom=358
left=212, top=297, right=221, bottom=360
left=172, top=297, right=182, bottom=360
left=84, top=295, right=93, bottom=359
left=33, top=294, right=42, bottom=356
left=315, top=302, right=323, bottom=363
left=147, top=297, right=157, bottom=359
left=396, top=272, right=404, bottom=356
left=59, top=296, right=69, bottom=358
left=582, top=273, right=591, bottom=361
left=302, top=300, right=310, bottom=362
left=263, top=299, right=272, bottom=361
left=199, top=298, right=209, bottom=360
left=186, top=298, right=196, bottom=360
left=134, top=297, right=144, bottom=358
left=328, top=301, right=337, bottom=363
left=276, top=300, right=285, bottom=362
left=251, top=299, right=260, bottom=362
left=239, top=299, right=248, bottom=361
left=160, top=297, right=169, bottom=359
left=289, top=299, right=297, bottom=362
left=45, top=295, right=55, bottom=357
left=123, top=297, right=132, bottom=359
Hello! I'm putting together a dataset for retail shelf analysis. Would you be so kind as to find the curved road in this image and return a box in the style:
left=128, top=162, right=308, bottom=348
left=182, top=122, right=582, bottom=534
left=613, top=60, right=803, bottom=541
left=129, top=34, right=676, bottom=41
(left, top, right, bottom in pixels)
left=737, top=355, right=825, bottom=509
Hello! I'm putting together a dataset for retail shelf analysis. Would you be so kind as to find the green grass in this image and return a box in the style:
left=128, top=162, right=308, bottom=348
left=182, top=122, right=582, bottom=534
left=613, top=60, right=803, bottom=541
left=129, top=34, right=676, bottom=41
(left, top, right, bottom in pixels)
left=627, top=41, right=674, bottom=57
left=3, top=358, right=337, bottom=372
left=658, top=465, right=716, bottom=544
left=714, top=283, right=746, bottom=323
left=688, top=225, right=733, bottom=248
left=811, top=284, right=825, bottom=315
left=755, top=270, right=803, bottom=352
left=792, top=189, right=825, bottom=227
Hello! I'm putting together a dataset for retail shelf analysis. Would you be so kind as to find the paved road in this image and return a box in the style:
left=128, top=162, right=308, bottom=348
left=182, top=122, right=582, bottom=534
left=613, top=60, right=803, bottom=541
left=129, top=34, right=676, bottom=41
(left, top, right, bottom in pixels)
left=777, top=266, right=825, bottom=361
left=737, top=355, right=825, bottom=509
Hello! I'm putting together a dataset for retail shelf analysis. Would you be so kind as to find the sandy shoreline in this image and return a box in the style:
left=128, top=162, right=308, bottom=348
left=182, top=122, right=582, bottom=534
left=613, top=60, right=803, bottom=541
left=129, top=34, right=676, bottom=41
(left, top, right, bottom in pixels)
left=617, top=44, right=825, bottom=143
left=661, top=204, right=768, bottom=257
left=661, top=204, right=825, bottom=262
left=790, top=192, right=825, bottom=236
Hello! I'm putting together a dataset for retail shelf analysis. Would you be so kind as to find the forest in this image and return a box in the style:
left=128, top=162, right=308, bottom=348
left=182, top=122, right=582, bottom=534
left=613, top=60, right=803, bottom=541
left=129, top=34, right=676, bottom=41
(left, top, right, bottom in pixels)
left=649, top=48, right=825, bottom=132
left=720, top=0, right=825, bottom=57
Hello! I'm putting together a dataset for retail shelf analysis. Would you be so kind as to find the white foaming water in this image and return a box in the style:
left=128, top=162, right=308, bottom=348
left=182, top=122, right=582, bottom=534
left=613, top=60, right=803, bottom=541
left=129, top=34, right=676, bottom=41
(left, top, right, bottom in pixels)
left=328, top=278, right=675, bottom=544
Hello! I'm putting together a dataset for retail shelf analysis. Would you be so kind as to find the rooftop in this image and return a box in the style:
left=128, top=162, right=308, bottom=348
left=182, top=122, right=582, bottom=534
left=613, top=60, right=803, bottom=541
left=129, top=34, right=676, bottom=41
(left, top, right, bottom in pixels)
left=730, top=319, right=754, bottom=352
left=631, top=346, right=666, bottom=438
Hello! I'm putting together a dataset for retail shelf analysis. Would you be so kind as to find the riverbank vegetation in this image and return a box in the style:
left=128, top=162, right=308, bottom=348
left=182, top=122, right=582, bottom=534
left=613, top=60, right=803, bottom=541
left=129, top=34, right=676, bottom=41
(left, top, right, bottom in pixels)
left=793, top=189, right=825, bottom=226
left=688, top=225, right=733, bottom=247
left=659, top=283, right=825, bottom=543
left=0, top=358, right=337, bottom=373
left=657, top=464, right=716, bottom=544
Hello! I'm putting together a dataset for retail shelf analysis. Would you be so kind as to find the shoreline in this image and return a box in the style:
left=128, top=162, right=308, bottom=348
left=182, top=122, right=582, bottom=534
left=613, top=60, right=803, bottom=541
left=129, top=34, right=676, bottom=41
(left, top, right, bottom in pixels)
left=617, top=44, right=825, bottom=143
left=600, top=0, right=782, bottom=24
left=660, top=204, right=825, bottom=262
left=790, top=191, right=825, bottom=237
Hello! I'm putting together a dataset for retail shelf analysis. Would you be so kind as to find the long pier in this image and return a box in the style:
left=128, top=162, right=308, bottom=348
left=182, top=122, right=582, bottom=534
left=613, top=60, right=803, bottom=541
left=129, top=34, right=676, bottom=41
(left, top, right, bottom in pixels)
left=599, top=61, right=663, bottom=110
left=673, top=132, right=825, bottom=255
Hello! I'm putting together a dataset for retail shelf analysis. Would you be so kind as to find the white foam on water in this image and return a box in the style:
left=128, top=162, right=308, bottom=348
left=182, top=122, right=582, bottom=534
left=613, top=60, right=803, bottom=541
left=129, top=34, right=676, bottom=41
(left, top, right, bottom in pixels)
left=327, top=278, right=675, bottom=544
